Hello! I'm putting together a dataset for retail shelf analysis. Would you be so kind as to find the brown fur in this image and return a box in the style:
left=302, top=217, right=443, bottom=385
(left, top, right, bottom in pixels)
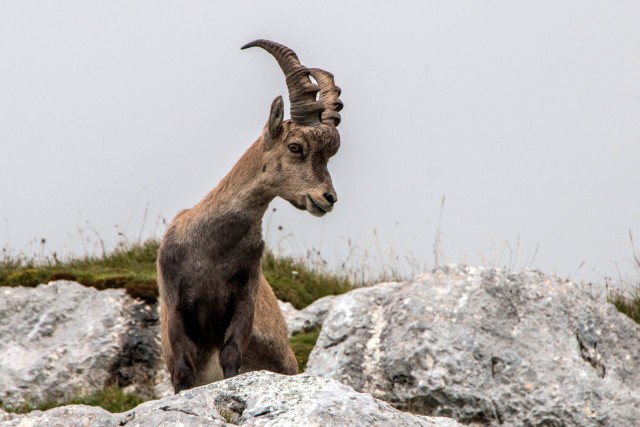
left=157, top=98, right=340, bottom=393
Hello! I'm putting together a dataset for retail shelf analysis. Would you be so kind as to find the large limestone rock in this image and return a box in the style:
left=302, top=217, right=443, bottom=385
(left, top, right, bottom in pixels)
left=306, top=266, right=640, bottom=426
left=0, top=281, right=162, bottom=408
left=4, top=371, right=462, bottom=426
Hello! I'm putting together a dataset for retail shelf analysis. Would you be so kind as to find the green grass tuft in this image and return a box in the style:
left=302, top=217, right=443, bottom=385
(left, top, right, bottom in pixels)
left=1, top=385, right=145, bottom=414
left=609, top=291, right=640, bottom=325
left=607, top=232, right=640, bottom=325
left=289, top=327, right=321, bottom=372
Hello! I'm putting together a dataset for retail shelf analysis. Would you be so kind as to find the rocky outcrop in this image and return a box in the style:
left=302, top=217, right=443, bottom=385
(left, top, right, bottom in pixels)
left=5, top=268, right=639, bottom=426
left=3, top=371, right=462, bottom=426
left=278, top=295, right=336, bottom=336
left=306, top=266, right=640, bottom=426
left=0, top=281, right=162, bottom=408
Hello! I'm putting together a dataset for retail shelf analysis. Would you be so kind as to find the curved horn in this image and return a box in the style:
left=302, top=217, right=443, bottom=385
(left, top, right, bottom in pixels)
left=309, top=68, right=343, bottom=127
left=242, top=39, right=324, bottom=126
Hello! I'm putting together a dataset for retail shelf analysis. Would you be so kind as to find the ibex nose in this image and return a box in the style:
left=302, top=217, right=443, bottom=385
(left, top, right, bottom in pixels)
left=323, top=192, right=337, bottom=205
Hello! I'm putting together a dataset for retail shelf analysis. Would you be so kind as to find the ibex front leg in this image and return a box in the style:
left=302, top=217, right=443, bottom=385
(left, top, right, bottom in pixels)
left=220, top=286, right=256, bottom=378
left=168, top=309, right=198, bottom=393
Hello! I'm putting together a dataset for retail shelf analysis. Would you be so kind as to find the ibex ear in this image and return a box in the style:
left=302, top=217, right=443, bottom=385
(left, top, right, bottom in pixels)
left=265, top=96, right=284, bottom=149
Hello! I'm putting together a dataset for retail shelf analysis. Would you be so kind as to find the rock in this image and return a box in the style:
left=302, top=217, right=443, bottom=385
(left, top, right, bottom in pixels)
left=151, top=367, right=173, bottom=399
left=1, top=405, right=118, bottom=427
left=277, top=300, right=299, bottom=335
left=4, top=371, right=461, bottom=426
left=278, top=295, right=336, bottom=336
left=306, top=266, right=640, bottom=426
left=0, top=409, right=20, bottom=423
left=0, top=281, right=163, bottom=408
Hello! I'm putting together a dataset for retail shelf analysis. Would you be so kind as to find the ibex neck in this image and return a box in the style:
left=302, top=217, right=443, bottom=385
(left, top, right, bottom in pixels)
left=194, top=139, right=272, bottom=228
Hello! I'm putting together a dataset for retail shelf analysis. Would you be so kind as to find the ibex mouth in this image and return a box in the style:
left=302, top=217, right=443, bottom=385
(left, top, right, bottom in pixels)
left=306, top=195, right=332, bottom=217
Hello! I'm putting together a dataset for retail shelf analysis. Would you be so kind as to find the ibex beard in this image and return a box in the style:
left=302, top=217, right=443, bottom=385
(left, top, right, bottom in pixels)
left=157, top=39, right=343, bottom=393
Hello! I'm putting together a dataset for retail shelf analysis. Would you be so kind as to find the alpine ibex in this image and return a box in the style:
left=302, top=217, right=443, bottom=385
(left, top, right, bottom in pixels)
left=157, top=39, right=343, bottom=393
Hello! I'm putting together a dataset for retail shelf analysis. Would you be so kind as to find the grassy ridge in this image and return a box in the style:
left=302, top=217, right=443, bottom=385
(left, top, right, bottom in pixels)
left=0, top=240, right=158, bottom=302
left=2, top=238, right=639, bottom=322
left=0, top=239, right=351, bottom=309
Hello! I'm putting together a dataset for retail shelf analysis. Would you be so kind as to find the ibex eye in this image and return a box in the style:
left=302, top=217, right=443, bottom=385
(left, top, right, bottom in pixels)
left=288, top=143, right=302, bottom=154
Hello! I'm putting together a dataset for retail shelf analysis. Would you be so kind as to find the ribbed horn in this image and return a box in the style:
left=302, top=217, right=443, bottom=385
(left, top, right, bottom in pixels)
left=309, top=68, right=343, bottom=127
left=242, top=39, right=324, bottom=126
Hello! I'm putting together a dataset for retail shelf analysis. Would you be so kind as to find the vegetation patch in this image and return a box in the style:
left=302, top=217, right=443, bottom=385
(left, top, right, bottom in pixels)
left=609, top=291, right=640, bottom=325
left=0, top=240, right=159, bottom=302
left=289, top=327, right=321, bottom=372
left=262, top=250, right=352, bottom=309
left=0, top=240, right=353, bottom=308
left=606, top=236, right=640, bottom=326
left=1, top=385, right=145, bottom=414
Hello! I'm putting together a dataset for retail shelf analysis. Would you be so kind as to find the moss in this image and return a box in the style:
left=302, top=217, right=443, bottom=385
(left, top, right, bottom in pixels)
left=289, top=327, right=321, bottom=372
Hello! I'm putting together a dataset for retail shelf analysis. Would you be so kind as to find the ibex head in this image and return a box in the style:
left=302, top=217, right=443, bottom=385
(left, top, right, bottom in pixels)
left=242, top=40, right=343, bottom=217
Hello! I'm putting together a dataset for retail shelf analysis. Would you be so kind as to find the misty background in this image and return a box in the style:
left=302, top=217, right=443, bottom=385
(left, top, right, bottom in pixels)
left=1, top=2, right=639, bottom=286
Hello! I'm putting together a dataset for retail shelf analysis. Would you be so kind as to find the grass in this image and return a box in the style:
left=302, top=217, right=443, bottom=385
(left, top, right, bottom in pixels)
left=0, top=240, right=159, bottom=303
left=609, top=291, right=640, bottom=324
left=262, top=249, right=351, bottom=309
left=0, top=239, right=353, bottom=308
left=289, top=327, right=322, bottom=372
left=605, top=231, right=640, bottom=326
left=1, top=385, right=145, bottom=414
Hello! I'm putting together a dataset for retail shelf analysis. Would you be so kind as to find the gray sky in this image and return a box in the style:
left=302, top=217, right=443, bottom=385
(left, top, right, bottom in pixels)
left=1, top=1, right=639, bottom=285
